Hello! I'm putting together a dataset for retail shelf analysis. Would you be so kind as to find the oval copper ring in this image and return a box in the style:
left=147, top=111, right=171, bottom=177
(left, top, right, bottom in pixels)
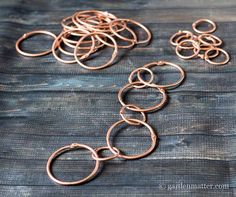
left=15, top=30, right=57, bottom=57
left=176, top=39, right=200, bottom=59
left=198, top=34, right=222, bottom=47
left=118, top=81, right=167, bottom=112
left=74, top=32, right=118, bottom=70
left=169, top=30, right=193, bottom=46
left=46, top=143, right=100, bottom=186
left=109, top=18, right=152, bottom=44
left=128, top=67, right=154, bottom=89
left=204, top=47, right=230, bottom=65
left=119, top=104, right=146, bottom=125
left=138, top=61, right=185, bottom=89
left=192, top=19, right=216, bottom=34
left=106, top=119, right=157, bottom=160
left=92, top=146, right=120, bottom=161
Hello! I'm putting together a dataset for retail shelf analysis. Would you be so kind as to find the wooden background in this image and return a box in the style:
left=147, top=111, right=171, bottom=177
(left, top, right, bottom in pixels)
left=0, top=0, right=235, bottom=196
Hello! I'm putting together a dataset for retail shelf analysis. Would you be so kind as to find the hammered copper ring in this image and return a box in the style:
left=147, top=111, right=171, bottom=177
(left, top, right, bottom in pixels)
left=118, top=81, right=167, bottom=112
left=192, top=19, right=216, bottom=34
left=15, top=30, right=57, bottom=57
left=46, top=143, right=100, bottom=186
left=106, top=119, right=157, bottom=160
left=138, top=61, right=185, bottom=89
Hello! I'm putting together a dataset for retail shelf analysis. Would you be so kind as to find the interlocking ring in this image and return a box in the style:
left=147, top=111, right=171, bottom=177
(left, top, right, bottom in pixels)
left=169, top=30, right=193, bottom=46
left=204, top=47, right=230, bottom=65
left=175, top=39, right=200, bottom=59
left=46, top=143, right=100, bottom=186
left=74, top=32, right=118, bottom=70
left=118, top=81, right=167, bottom=112
left=198, top=34, right=222, bottom=47
left=137, top=61, right=185, bottom=89
left=106, top=119, right=157, bottom=160
left=128, top=67, right=154, bottom=89
left=15, top=30, right=57, bottom=57
left=119, top=104, right=146, bottom=125
left=192, top=19, right=216, bottom=34
left=92, top=146, right=120, bottom=161
left=109, top=18, right=152, bottom=44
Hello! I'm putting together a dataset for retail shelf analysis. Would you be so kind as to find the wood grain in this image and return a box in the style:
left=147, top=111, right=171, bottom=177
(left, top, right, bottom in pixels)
left=0, top=0, right=235, bottom=196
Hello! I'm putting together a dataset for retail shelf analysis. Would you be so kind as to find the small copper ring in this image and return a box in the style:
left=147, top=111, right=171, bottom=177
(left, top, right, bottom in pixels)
left=92, top=146, right=120, bottom=161
left=175, top=39, right=200, bottom=59
left=128, top=67, right=154, bottom=89
left=118, top=81, right=167, bottom=112
left=198, top=34, right=222, bottom=47
left=74, top=32, right=118, bottom=70
left=204, top=47, right=230, bottom=65
left=15, top=30, right=57, bottom=57
left=192, top=19, right=216, bottom=34
left=46, top=143, right=100, bottom=186
left=138, top=61, right=185, bottom=89
left=109, top=18, right=152, bottom=44
left=119, top=104, right=146, bottom=125
left=106, top=119, right=157, bottom=160
left=169, top=30, right=193, bottom=46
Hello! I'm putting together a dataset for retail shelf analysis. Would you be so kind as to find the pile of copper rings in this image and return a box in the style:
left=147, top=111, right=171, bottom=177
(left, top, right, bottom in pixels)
left=170, top=19, right=230, bottom=65
left=46, top=60, right=185, bottom=186
left=15, top=10, right=152, bottom=70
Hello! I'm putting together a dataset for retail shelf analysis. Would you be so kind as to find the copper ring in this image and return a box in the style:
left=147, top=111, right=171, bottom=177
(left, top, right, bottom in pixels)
left=198, top=34, right=222, bottom=47
left=74, top=32, right=118, bottom=70
left=128, top=67, right=154, bottom=89
left=106, top=119, right=157, bottom=160
left=46, top=143, right=100, bottom=186
left=52, top=30, right=95, bottom=64
left=92, top=146, right=120, bottom=161
left=175, top=39, right=200, bottom=59
left=138, top=61, right=185, bottom=89
left=109, top=18, right=152, bottom=44
left=119, top=104, right=146, bottom=125
left=192, top=19, right=216, bottom=34
left=204, top=47, right=230, bottom=65
left=169, top=30, right=193, bottom=46
left=15, top=30, right=57, bottom=57
left=118, top=81, right=167, bottom=112
left=96, top=21, right=138, bottom=49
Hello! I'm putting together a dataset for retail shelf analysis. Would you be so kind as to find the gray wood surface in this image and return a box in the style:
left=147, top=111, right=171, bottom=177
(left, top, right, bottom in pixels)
left=0, top=0, right=236, bottom=196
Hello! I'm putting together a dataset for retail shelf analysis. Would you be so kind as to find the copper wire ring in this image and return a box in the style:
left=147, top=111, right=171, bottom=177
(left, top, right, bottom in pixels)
left=52, top=30, right=95, bottom=64
left=74, top=32, right=118, bottom=70
left=106, top=119, right=157, bottom=160
left=175, top=39, right=200, bottom=59
left=204, top=47, right=230, bottom=65
left=109, top=18, right=152, bottom=44
left=119, top=104, right=146, bottom=125
left=169, top=30, right=193, bottom=46
left=118, top=81, right=167, bottom=112
left=192, top=19, right=216, bottom=34
left=198, top=34, right=222, bottom=47
left=92, top=146, right=120, bottom=161
left=128, top=67, right=154, bottom=89
left=46, top=143, right=100, bottom=186
left=15, top=30, right=57, bottom=57
left=138, top=61, right=185, bottom=89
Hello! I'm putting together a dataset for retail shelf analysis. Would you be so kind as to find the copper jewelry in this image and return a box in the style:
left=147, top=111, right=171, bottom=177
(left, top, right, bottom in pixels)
left=74, top=32, right=118, bottom=70
left=170, top=19, right=230, bottom=65
left=16, top=10, right=152, bottom=70
left=176, top=39, right=200, bottom=59
left=204, top=48, right=230, bottom=65
left=137, top=61, right=185, bottom=89
left=46, top=60, right=185, bottom=185
left=46, top=143, right=100, bottom=186
left=192, top=19, right=216, bottom=34
left=15, top=30, right=57, bottom=57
